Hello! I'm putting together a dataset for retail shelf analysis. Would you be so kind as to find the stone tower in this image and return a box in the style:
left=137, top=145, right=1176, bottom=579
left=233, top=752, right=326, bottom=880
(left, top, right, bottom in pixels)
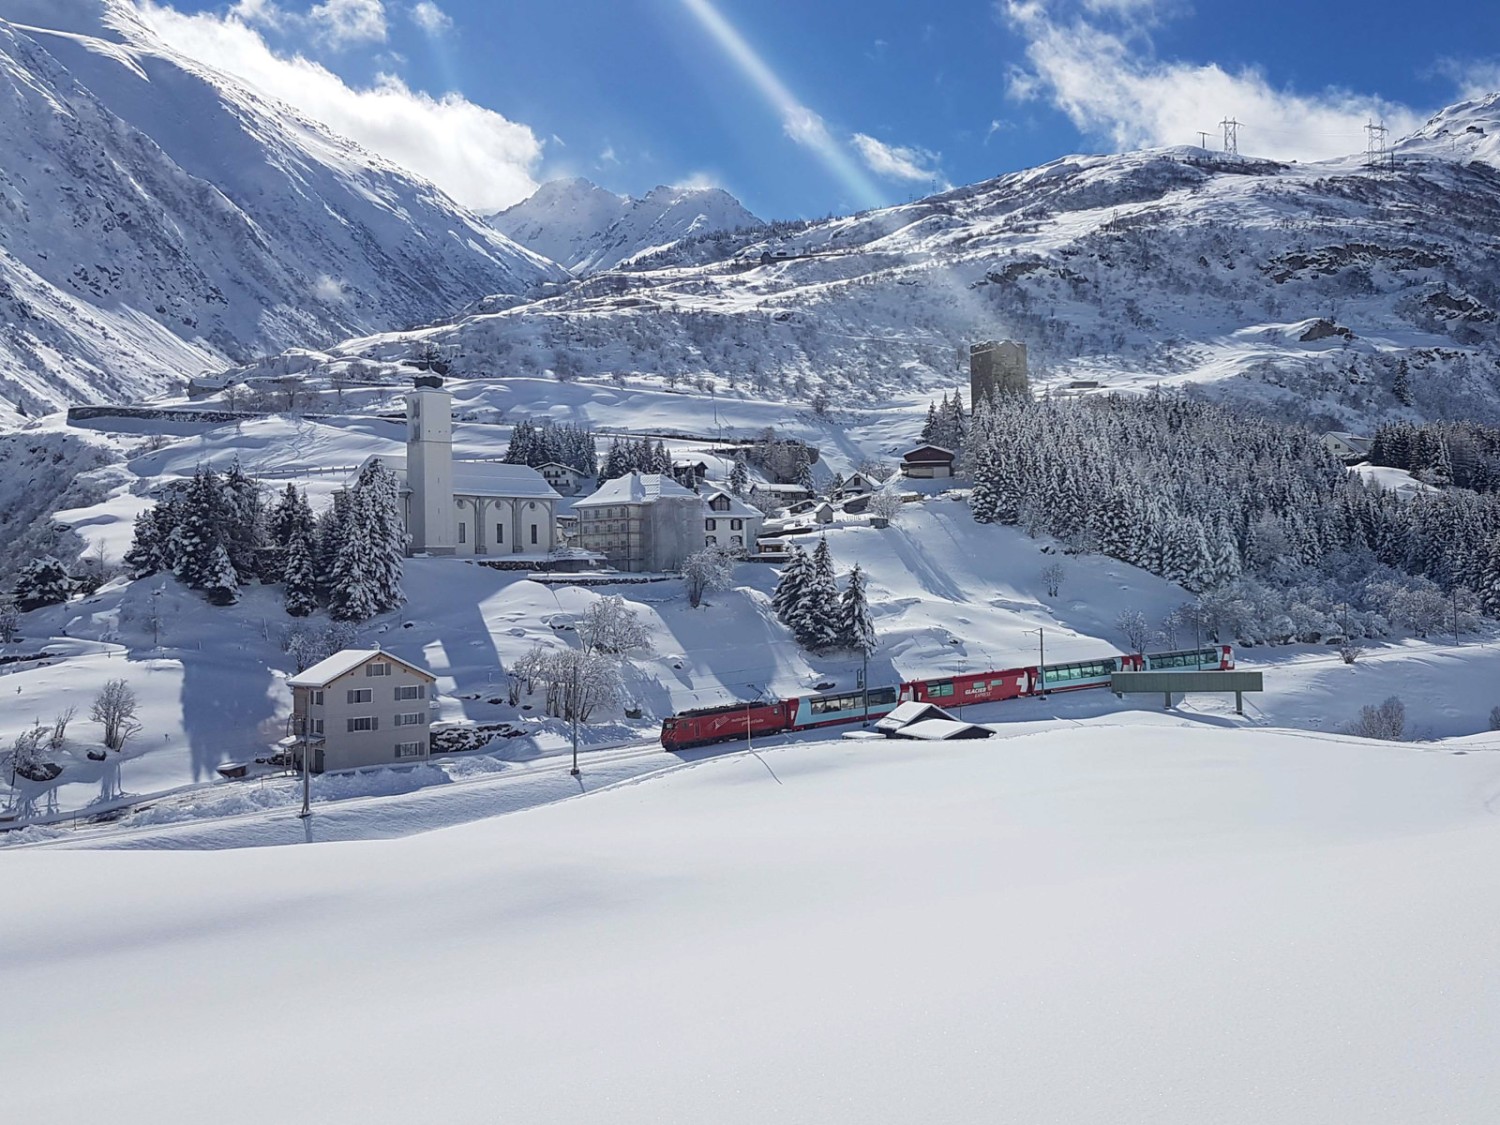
left=405, top=375, right=455, bottom=555
left=969, top=340, right=1028, bottom=403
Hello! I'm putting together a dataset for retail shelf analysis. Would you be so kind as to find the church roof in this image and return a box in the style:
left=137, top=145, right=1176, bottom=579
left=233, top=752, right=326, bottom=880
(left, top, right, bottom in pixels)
left=356, top=455, right=559, bottom=500
left=574, top=471, right=699, bottom=507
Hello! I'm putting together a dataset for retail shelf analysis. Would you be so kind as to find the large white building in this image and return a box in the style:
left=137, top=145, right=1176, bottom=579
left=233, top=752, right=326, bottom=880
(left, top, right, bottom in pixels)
left=573, top=471, right=705, bottom=572
left=356, top=378, right=562, bottom=557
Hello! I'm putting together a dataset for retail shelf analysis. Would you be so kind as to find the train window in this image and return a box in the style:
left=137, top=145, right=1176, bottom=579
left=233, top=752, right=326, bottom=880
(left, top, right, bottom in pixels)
left=867, top=687, right=898, bottom=706
left=930, top=681, right=954, bottom=698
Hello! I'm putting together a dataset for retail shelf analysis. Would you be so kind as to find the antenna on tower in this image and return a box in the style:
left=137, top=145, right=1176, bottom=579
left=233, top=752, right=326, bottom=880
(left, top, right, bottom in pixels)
left=1365, top=119, right=1392, bottom=171
left=1219, top=117, right=1241, bottom=155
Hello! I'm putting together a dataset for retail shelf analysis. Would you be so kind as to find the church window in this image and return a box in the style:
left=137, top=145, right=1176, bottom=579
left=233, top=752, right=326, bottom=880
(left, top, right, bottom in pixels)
left=495, top=523, right=504, bottom=543
left=458, top=522, right=467, bottom=544
left=530, top=525, right=538, bottom=545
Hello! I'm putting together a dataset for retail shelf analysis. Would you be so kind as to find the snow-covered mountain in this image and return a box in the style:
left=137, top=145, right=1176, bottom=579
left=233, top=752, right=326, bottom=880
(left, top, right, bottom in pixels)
left=253, top=99, right=1500, bottom=432
left=487, top=177, right=763, bottom=275
left=0, top=0, right=565, bottom=417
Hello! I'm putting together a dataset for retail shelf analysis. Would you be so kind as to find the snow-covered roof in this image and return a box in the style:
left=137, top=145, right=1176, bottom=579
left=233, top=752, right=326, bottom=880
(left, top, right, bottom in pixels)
left=1324, top=432, right=1373, bottom=453
left=536, top=461, right=585, bottom=476
left=358, top=455, right=559, bottom=500
left=702, top=489, right=761, bottom=518
left=750, top=482, right=810, bottom=494
left=574, top=472, right=699, bottom=507
left=874, top=701, right=957, bottom=733
left=891, top=719, right=994, bottom=741
left=288, top=649, right=434, bottom=687
left=901, top=445, right=956, bottom=461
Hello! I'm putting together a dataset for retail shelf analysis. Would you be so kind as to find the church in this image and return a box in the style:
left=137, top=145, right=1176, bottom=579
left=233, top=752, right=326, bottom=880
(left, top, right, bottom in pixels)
left=354, top=376, right=561, bottom=558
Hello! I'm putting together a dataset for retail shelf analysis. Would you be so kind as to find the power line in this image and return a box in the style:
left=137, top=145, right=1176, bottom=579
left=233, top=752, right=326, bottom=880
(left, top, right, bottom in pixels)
left=1365, top=118, right=1394, bottom=171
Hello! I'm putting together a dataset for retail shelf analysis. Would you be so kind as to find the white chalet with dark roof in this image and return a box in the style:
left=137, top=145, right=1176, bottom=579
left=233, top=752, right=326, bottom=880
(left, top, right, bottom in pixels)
left=702, top=488, right=763, bottom=555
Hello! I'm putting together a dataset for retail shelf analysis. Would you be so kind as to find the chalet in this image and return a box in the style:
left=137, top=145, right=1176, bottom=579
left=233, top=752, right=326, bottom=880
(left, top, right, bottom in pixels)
left=900, top=445, right=956, bottom=479
left=1322, top=432, right=1373, bottom=464
left=702, top=489, right=764, bottom=556
left=749, top=481, right=813, bottom=507
left=537, top=462, right=589, bottom=496
left=287, top=649, right=437, bottom=773
left=838, top=471, right=878, bottom=497
left=574, top=472, right=705, bottom=572
left=873, top=701, right=958, bottom=736
left=671, top=460, right=710, bottom=489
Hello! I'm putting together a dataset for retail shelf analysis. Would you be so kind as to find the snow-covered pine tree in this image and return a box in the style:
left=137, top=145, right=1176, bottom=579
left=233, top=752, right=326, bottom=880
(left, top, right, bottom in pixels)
left=793, top=538, right=841, bottom=651
left=315, top=489, right=350, bottom=600
left=200, top=542, right=240, bottom=606
left=356, top=459, right=406, bottom=613
left=794, top=447, right=815, bottom=495
left=771, top=545, right=809, bottom=625
left=327, top=487, right=379, bottom=622
left=837, top=564, right=876, bottom=654
left=123, top=508, right=167, bottom=578
left=173, top=468, right=238, bottom=600
left=12, top=556, right=73, bottom=611
left=729, top=457, right=749, bottom=497
left=282, top=528, right=317, bottom=617
left=221, top=459, right=266, bottom=583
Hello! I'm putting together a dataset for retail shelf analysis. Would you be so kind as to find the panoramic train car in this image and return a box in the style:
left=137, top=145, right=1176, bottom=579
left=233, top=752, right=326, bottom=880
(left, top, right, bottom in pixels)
left=789, top=685, right=901, bottom=729
left=1142, top=645, right=1235, bottom=671
left=661, top=698, right=795, bottom=751
left=899, top=668, right=1033, bottom=706
left=1036, top=655, right=1123, bottom=693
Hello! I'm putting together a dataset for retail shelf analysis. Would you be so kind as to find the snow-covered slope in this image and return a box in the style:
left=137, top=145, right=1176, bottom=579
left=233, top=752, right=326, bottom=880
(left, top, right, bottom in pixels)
left=9, top=723, right=1500, bottom=1123
left=275, top=102, right=1500, bottom=430
left=0, top=0, right=564, bottom=416
left=488, top=177, right=763, bottom=275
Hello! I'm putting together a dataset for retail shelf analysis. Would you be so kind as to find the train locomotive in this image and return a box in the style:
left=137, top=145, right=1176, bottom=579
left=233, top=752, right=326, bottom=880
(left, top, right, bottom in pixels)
left=659, top=645, right=1233, bottom=751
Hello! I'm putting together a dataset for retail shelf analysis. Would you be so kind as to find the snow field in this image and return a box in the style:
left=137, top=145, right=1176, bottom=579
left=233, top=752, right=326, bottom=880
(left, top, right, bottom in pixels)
left=6, top=723, right=1500, bottom=1122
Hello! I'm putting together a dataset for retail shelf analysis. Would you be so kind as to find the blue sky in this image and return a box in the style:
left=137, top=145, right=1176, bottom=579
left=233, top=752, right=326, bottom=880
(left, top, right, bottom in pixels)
left=134, top=0, right=1500, bottom=219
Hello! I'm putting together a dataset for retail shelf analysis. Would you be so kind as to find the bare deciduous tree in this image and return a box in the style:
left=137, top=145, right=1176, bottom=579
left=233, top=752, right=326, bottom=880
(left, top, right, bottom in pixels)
left=867, top=489, right=904, bottom=524
left=1348, top=695, right=1406, bottom=741
left=682, top=546, right=735, bottom=609
left=578, top=596, right=652, bottom=656
left=1116, top=609, right=1151, bottom=654
left=1041, top=561, right=1067, bottom=598
left=91, top=679, right=141, bottom=752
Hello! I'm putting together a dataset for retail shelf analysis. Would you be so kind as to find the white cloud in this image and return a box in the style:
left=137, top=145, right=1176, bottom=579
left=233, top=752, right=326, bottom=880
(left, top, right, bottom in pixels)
left=850, top=132, right=949, bottom=186
left=131, top=2, right=542, bottom=212
left=598, top=144, right=618, bottom=165
left=308, top=0, right=387, bottom=47
left=408, top=2, right=452, bottom=35
left=673, top=171, right=720, bottom=191
left=1000, top=0, right=1424, bottom=162
left=783, top=104, right=834, bottom=150
left=1436, top=58, right=1500, bottom=103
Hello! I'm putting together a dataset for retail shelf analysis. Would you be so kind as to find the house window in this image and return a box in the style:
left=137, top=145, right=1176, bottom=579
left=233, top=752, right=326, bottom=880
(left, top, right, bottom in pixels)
left=732, top=535, right=743, bottom=547
left=706, top=534, right=718, bottom=546
left=712, top=496, right=729, bottom=511
left=496, top=523, right=504, bottom=543
left=394, top=712, right=427, bottom=727
left=308, top=718, right=324, bottom=736
left=347, top=688, right=372, bottom=704
left=310, top=690, right=324, bottom=705
left=394, top=742, right=425, bottom=759
left=731, top=519, right=742, bottom=530
left=458, top=522, right=467, bottom=544
left=530, top=524, right=538, bottom=545
left=366, top=662, right=391, bottom=677
left=706, top=518, right=717, bottom=531
left=348, top=716, right=377, bottom=732
left=395, top=684, right=426, bottom=701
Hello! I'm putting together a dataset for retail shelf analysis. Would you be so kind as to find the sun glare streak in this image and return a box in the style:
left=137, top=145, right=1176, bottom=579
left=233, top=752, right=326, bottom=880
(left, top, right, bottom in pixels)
left=677, top=0, right=885, bottom=210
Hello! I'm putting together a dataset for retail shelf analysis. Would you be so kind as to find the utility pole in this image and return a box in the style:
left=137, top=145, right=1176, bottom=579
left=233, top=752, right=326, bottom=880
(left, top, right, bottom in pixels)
left=860, top=647, right=870, bottom=725
left=569, top=660, right=581, bottom=777
left=1197, top=130, right=1210, bottom=149
left=1452, top=587, right=1461, bottom=647
left=1026, top=627, right=1046, bottom=695
left=744, top=683, right=764, bottom=752
left=1219, top=117, right=1241, bottom=155
left=297, top=715, right=311, bottom=819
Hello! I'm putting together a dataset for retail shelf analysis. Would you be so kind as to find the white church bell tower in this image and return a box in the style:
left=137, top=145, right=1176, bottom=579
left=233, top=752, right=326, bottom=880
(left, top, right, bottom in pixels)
left=405, top=375, right=456, bottom=555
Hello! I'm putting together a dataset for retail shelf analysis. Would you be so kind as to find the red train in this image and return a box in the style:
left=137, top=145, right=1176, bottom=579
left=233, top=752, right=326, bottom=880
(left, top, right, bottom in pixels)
left=660, top=645, right=1233, bottom=751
